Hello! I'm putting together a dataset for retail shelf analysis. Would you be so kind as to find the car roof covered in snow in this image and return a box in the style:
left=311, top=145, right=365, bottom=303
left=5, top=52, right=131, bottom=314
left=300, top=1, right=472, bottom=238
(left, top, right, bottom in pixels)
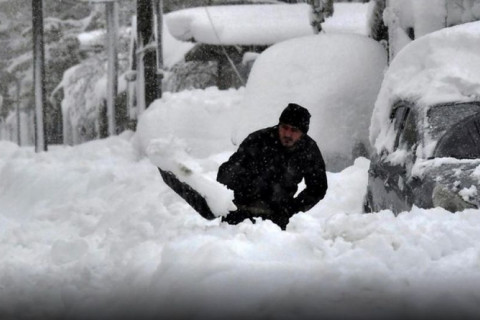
left=164, top=3, right=370, bottom=46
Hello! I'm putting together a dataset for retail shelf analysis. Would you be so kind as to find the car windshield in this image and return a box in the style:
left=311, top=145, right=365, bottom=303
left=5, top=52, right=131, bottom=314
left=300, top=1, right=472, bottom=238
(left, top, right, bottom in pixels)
left=427, top=102, right=480, bottom=141
left=429, top=102, right=480, bottom=159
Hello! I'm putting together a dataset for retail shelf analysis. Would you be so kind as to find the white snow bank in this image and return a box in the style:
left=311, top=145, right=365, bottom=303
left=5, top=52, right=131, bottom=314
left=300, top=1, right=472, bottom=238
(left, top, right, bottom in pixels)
left=2, top=138, right=480, bottom=319
left=133, top=86, right=244, bottom=158
left=370, top=21, right=480, bottom=153
left=237, top=33, right=387, bottom=171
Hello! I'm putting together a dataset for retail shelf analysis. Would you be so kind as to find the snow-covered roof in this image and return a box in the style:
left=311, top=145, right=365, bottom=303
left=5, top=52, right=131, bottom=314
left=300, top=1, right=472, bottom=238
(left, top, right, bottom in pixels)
left=165, top=3, right=370, bottom=46
left=370, top=21, right=480, bottom=155
left=323, top=2, right=370, bottom=35
left=165, top=3, right=313, bottom=46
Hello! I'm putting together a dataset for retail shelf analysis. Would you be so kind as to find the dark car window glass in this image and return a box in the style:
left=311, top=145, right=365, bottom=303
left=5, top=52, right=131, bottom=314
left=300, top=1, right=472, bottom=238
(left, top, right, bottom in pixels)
left=391, top=104, right=410, bottom=149
left=398, top=111, right=417, bottom=150
left=427, top=102, right=480, bottom=141
left=434, top=113, right=480, bottom=159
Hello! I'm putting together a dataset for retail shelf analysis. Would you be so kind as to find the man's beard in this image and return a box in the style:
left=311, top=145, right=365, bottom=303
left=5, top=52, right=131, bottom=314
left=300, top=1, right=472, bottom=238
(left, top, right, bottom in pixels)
left=280, top=137, right=296, bottom=148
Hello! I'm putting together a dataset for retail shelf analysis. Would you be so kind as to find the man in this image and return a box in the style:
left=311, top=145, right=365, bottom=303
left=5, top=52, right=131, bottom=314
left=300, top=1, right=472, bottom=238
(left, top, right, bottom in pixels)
left=217, top=103, right=328, bottom=230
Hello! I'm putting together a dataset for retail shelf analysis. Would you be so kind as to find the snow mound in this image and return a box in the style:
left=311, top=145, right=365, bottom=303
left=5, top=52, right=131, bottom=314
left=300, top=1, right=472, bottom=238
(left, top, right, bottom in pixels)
left=133, top=87, right=244, bottom=158
left=237, top=33, right=387, bottom=171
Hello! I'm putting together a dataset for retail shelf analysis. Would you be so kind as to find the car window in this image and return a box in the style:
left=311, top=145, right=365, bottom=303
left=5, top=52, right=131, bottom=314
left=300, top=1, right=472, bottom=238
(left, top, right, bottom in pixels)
left=427, top=102, right=480, bottom=141
left=434, top=112, right=480, bottom=159
left=398, top=110, right=417, bottom=150
left=391, top=102, right=416, bottom=150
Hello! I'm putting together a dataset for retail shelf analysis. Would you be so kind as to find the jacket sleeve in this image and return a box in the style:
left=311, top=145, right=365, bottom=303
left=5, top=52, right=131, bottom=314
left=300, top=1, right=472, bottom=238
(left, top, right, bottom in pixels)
left=216, top=136, right=253, bottom=191
left=293, top=144, right=328, bottom=213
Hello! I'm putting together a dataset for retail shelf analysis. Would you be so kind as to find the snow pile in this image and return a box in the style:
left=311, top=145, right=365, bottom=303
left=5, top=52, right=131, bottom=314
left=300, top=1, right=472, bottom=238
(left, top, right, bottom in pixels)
left=370, top=21, right=480, bottom=154
left=237, top=33, right=387, bottom=171
left=1, top=135, right=480, bottom=319
left=134, top=87, right=244, bottom=158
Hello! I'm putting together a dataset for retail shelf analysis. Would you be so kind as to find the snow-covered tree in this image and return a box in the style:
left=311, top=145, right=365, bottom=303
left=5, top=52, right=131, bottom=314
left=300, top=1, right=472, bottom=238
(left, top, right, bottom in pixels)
left=0, top=0, right=135, bottom=146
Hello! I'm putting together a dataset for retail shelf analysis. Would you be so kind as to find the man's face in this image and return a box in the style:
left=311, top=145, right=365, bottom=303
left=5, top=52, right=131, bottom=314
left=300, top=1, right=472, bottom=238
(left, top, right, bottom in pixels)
left=278, top=123, right=303, bottom=148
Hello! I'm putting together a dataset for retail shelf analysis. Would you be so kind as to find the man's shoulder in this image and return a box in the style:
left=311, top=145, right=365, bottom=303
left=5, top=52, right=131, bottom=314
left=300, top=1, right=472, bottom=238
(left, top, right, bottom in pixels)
left=299, top=134, right=322, bottom=154
left=302, top=134, right=318, bottom=147
left=246, top=126, right=277, bottom=140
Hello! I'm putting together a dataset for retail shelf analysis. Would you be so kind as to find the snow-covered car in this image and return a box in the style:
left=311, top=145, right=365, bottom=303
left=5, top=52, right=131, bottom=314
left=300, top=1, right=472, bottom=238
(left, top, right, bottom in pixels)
left=364, top=22, right=480, bottom=214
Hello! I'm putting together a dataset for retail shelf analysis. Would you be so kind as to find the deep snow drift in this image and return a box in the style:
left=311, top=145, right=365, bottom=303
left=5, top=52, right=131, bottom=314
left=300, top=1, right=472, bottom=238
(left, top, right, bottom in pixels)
left=1, top=88, right=480, bottom=320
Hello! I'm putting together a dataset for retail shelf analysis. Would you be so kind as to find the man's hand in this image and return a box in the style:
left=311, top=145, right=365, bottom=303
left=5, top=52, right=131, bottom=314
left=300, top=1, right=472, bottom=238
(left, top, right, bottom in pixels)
left=270, top=201, right=298, bottom=230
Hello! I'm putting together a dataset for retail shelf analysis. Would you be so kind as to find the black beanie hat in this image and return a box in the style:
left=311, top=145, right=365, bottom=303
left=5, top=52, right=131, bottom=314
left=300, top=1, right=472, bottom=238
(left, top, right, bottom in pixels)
left=279, top=103, right=311, bottom=133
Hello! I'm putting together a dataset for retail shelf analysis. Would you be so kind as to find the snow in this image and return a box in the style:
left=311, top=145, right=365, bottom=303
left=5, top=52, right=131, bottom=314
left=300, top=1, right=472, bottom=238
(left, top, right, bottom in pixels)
left=77, top=29, right=106, bottom=47
left=384, top=0, right=480, bottom=61
left=165, top=3, right=314, bottom=45
left=370, top=21, right=480, bottom=155
left=76, top=21, right=194, bottom=69
left=146, top=135, right=236, bottom=216
left=134, top=87, right=244, bottom=158
left=323, top=2, right=371, bottom=35
left=165, top=2, right=370, bottom=46
left=238, top=33, right=386, bottom=171
left=2, top=2, right=480, bottom=319
left=58, top=19, right=194, bottom=145
left=135, top=33, right=386, bottom=172
left=2, top=130, right=480, bottom=319
left=459, top=185, right=478, bottom=202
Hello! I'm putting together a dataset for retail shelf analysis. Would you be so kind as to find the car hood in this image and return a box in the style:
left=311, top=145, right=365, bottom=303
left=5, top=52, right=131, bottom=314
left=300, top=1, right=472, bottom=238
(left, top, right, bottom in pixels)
left=413, top=159, right=480, bottom=208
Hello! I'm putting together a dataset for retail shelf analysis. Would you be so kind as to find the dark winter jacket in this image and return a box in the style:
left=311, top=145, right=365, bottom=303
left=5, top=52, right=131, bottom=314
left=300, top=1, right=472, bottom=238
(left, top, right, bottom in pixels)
left=217, top=126, right=328, bottom=229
